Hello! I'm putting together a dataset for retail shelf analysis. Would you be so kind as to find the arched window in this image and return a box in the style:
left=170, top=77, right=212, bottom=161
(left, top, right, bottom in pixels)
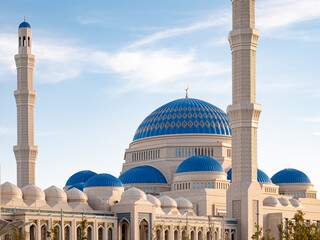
left=77, top=226, right=81, bottom=240
left=119, top=219, right=129, bottom=240
left=198, top=231, right=203, bottom=240
left=23, top=36, right=26, bottom=46
left=165, top=230, right=169, bottom=240
left=28, top=36, right=30, bottom=47
left=214, top=231, right=218, bottom=240
left=231, top=232, right=235, bottom=240
left=191, top=230, right=195, bottom=240
left=87, top=227, right=92, bottom=240
left=174, top=230, right=179, bottom=240
left=139, top=219, right=149, bottom=240
left=53, top=225, right=60, bottom=240
left=19, top=37, right=21, bottom=47
left=65, top=226, right=70, bottom=240
left=98, top=227, right=103, bottom=240
left=41, top=225, right=47, bottom=240
left=30, top=225, right=36, bottom=240
left=156, top=229, right=161, bottom=240
left=206, top=232, right=210, bottom=240
left=108, top=228, right=113, bottom=240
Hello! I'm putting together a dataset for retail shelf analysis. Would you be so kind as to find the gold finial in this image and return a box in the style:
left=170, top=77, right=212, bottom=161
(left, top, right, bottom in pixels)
left=185, top=86, right=189, bottom=99
left=24, top=16, right=26, bottom=22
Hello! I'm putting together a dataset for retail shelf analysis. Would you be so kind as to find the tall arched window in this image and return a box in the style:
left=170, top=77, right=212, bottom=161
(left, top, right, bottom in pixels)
left=41, top=225, right=47, bottom=240
left=30, top=225, right=36, bottom=240
left=165, top=230, right=169, bottom=240
left=119, top=219, right=129, bottom=240
left=174, top=230, right=179, bottom=240
left=87, top=227, right=92, bottom=240
left=108, top=228, right=113, bottom=240
left=65, top=226, right=70, bottom=240
left=139, top=219, right=149, bottom=240
left=77, top=226, right=81, bottom=240
left=191, top=231, right=195, bottom=240
left=198, top=231, right=203, bottom=240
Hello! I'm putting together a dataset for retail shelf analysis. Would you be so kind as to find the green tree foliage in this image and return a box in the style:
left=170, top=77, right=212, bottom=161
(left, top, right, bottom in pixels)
left=252, top=210, right=320, bottom=240
left=278, top=210, right=320, bottom=240
left=46, top=226, right=59, bottom=240
left=251, top=224, right=275, bottom=240
left=79, top=219, right=89, bottom=240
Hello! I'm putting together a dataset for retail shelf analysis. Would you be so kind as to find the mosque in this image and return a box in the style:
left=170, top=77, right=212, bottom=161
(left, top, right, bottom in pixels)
left=1, top=0, right=320, bottom=240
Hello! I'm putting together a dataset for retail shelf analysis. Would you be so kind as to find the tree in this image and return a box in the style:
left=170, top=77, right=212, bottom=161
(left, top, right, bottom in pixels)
left=79, top=219, right=89, bottom=240
left=251, top=224, right=275, bottom=240
left=278, top=210, right=320, bottom=240
left=252, top=210, right=320, bottom=240
left=46, top=226, right=59, bottom=240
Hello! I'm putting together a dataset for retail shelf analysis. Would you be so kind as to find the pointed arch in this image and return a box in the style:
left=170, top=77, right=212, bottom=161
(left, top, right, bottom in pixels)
left=29, top=224, right=36, bottom=240
left=119, top=218, right=130, bottom=240
left=139, top=218, right=149, bottom=240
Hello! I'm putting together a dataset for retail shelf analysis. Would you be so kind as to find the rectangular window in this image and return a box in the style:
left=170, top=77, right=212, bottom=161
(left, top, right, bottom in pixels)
left=204, top=182, right=207, bottom=188
left=201, top=182, right=203, bottom=188
left=175, top=148, right=177, bottom=157
left=193, top=182, right=195, bottom=189
left=197, top=183, right=199, bottom=189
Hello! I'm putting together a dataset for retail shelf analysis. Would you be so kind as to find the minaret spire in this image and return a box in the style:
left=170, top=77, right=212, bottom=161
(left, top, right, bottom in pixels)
left=14, top=20, right=38, bottom=188
left=226, top=0, right=263, bottom=239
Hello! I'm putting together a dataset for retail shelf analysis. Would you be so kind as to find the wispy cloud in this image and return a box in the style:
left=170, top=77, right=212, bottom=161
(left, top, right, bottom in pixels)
left=256, top=0, right=320, bottom=32
left=313, top=131, right=320, bottom=136
left=128, top=14, right=229, bottom=49
left=0, top=32, right=230, bottom=93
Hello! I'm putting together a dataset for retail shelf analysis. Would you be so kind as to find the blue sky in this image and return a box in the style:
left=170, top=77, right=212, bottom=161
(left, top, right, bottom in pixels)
left=0, top=0, right=320, bottom=190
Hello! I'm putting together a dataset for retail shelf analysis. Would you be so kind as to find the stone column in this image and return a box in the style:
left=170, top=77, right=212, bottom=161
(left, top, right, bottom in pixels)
left=226, top=0, right=263, bottom=239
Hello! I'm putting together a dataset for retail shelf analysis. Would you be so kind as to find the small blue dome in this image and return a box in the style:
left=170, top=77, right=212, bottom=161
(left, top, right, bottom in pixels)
left=271, top=168, right=311, bottom=184
left=65, top=170, right=97, bottom=187
left=133, top=98, right=231, bottom=141
left=84, top=173, right=123, bottom=188
left=176, top=155, right=224, bottom=174
left=19, top=21, right=31, bottom=28
left=227, top=168, right=272, bottom=183
left=119, top=166, right=167, bottom=184
left=67, top=182, right=85, bottom=191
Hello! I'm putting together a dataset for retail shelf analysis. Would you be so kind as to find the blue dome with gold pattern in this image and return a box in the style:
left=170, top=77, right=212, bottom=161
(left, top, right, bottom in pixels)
left=133, top=98, right=231, bottom=141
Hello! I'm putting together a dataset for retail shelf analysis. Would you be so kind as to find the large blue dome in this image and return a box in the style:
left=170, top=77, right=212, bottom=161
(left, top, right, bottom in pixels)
left=19, top=21, right=31, bottom=28
left=119, top=166, right=167, bottom=184
left=227, top=168, right=272, bottom=183
left=65, top=170, right=97, bottom=187
left=176, top=155, right=224, bottom=174
left=271, top=168, right=311, bottom=184
left=133, top=98, right=231, bottom=141
left=84, top=173, right=123, bottom=188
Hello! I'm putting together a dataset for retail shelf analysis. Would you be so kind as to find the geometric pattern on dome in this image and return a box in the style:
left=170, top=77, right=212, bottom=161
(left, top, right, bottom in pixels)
left=133, top=98, right=231, bottom=141
left=175, top=155, right=224, bottom=174
left=65, top=170, right=97, bottom=187
left=19, top=21, right=31, bottom=28
left=119, top=166, right=167, bottom=184
left=271, top=168, right=311, bottom=184
left=227, top=168, right=272, bottom=183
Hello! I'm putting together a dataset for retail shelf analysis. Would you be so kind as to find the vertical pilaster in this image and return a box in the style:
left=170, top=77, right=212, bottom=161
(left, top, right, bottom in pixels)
left=226, top=0, right=263, bottom=239
left=14, top=21, right=38, bottom=188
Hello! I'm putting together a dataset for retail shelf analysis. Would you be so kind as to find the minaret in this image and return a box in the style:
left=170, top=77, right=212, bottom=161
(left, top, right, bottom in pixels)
left=226, top=0, right=263, bottom=239
left=13, top=19, right=38, bottom=188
